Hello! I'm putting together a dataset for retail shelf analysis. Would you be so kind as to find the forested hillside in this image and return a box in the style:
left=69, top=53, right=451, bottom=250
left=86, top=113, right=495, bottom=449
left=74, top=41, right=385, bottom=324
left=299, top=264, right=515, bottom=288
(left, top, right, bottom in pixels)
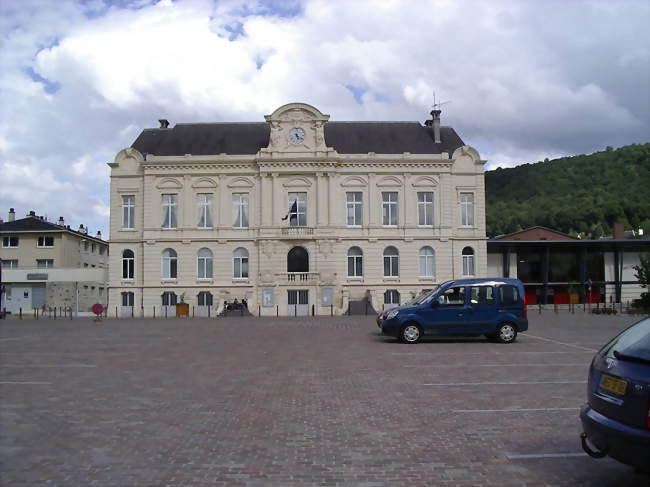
left=485, top=143, right=650, bottom=238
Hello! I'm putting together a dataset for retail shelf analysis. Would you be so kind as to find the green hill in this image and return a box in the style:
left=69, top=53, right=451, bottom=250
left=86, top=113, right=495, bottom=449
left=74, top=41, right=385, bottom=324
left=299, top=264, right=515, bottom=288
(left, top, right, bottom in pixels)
left=485, top=143, right=650, bottom=238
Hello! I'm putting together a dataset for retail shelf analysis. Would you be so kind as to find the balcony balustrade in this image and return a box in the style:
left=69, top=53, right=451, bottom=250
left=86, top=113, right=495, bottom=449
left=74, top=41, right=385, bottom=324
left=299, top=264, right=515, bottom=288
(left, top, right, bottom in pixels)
left=278, top=272, right=319, bottom=283
left=281, top=226, right=314, bottom=238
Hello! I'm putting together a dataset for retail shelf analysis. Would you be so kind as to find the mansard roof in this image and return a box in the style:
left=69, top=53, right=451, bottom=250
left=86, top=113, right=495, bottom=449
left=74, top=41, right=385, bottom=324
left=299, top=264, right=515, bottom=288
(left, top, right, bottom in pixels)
left=131, top=122, right=465, bottom=156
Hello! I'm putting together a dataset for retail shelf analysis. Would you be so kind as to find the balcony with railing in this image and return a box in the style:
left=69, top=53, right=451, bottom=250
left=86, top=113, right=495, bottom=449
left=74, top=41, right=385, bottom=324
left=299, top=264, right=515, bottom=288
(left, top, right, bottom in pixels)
left=277, top=272, right=319, bottom=283
left=281, top=226, right=314, bottom=238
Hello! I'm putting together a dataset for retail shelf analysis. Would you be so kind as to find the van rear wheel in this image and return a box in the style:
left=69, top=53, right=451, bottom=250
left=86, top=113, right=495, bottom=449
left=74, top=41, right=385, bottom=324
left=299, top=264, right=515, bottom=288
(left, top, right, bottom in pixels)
left=400, top=323, right=422, bottom=344
left=496, top=323, right=517, bottom=343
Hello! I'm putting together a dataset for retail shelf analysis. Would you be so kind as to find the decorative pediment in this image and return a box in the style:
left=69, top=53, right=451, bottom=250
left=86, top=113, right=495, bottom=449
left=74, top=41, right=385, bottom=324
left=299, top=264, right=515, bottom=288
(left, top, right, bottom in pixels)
left=227, top=177, right=254, bottom=189
left=283, top=177, right=312, bottom=188
left=376, top=176, right=402, bottom=187
left=192, top=177, right=218, bottom=189
left=411, top=176, right=438, bottom=188
left=263, top=102, right=331, bottom=153
left=156, top=178, right=182, bottom=189
left=341, top=176, right=368, bottom=187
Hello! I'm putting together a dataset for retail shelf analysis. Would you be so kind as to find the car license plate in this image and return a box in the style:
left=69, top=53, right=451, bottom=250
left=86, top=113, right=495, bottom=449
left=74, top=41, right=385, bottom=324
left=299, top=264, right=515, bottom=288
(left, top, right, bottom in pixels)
left=600, top=374, right=627, bottom=396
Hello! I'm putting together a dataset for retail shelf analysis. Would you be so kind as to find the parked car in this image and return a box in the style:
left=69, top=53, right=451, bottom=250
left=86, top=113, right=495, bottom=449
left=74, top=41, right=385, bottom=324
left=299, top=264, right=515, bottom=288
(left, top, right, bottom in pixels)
left=580, top=316, right=650, bottom=472
left=380, top=278, right=528, bottom=344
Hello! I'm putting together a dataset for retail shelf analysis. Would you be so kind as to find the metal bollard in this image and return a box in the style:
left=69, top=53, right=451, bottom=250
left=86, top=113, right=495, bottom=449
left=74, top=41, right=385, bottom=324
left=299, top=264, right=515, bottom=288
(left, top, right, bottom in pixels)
left=153, top=307, right=156, bottom=318
left=19, top=307, right=22, bottom=319
left=54, top=307, right=56, bottom=320
left=165, top=306, right=167, bottom=318
left=312, top=304, right=315, bottom=316
left=258, top=305, right=261, bottom=317
left=276, top=305, right=279, bottom=317
left=132, top=306, right=134, bottom=318
left=331, top=304, right=333, bottom=316
left=208, top=306, right=211, bottom=318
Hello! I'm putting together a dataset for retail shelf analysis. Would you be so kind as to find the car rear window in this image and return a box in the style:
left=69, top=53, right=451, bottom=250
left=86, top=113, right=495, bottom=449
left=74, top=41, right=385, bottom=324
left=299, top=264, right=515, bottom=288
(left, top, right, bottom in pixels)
left=499, top=285, right=520, bottom=306
left=603, top=317, right=650, bottom=362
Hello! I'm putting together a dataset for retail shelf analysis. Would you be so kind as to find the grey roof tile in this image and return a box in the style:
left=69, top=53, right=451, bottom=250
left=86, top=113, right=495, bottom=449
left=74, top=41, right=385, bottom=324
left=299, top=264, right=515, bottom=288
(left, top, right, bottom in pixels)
left=131, top=121, right=465, bottom=156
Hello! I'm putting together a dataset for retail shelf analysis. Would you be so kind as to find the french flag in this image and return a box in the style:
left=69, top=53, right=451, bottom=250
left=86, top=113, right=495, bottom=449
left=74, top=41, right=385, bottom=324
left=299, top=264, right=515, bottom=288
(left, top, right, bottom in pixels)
left=281, top=200, right=298, bottom=221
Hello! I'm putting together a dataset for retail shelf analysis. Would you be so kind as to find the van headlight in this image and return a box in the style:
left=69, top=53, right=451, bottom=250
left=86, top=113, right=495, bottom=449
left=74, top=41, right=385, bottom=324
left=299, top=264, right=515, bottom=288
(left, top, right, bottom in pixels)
left=387, top=309, right=399, bottom=320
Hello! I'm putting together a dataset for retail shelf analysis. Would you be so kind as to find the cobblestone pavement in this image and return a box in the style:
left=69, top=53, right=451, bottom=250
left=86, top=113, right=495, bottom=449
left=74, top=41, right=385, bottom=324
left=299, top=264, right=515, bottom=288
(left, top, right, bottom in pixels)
left=1, top=311, right=648, bottom=486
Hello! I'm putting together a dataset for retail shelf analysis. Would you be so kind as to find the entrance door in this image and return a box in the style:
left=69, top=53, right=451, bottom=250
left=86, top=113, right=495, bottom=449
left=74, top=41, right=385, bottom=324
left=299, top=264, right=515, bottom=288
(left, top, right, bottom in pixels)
left=288, top=290, right=309, bottom=316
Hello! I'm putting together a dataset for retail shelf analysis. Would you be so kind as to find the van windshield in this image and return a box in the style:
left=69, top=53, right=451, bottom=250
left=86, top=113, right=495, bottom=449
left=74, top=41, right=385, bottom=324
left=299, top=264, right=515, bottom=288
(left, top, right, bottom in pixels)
left=405, top=289, right=436, bottom=306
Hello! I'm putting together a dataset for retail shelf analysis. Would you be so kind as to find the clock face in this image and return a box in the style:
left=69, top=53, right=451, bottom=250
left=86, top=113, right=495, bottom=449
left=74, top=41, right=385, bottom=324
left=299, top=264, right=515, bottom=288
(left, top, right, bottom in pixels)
left=288, top=127, right=305, bottom=145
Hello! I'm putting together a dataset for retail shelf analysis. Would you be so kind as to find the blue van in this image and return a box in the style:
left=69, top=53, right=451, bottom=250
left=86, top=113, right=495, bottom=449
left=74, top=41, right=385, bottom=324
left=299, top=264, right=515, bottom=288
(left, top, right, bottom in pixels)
left=380, top=278, right=528, bottom=344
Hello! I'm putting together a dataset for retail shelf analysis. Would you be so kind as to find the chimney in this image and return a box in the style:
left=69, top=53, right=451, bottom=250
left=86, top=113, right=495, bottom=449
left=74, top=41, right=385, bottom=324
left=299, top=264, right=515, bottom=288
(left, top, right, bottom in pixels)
left=57, top=216, right=65, bottom=226
left=95, top=230, right=102, bottom=239
left=28, top=210, right=36, bottom=217
left=8, top=208, right=15, bottom=222
left=431, top=109, right=441, bottom=143
left=613, top=222, right=624, bottom=240
left=78, top=224, right=87, bottom=235
left=158, top=119, right=170, bottom=129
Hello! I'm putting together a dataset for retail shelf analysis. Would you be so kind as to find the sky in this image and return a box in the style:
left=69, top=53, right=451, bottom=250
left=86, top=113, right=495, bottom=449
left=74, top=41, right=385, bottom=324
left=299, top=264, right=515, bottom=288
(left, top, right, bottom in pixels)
left=1, top=0, right=649, bottom=238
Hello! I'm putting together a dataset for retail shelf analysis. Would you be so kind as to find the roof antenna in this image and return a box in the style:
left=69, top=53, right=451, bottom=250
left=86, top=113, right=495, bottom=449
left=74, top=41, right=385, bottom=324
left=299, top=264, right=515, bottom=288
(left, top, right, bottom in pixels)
left=431, top=90, right=451, bottom=112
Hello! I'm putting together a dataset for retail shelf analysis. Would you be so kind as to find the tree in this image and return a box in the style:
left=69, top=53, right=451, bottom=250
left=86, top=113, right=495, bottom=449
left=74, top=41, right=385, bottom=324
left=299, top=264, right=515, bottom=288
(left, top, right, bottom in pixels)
left=632, top=254, right=650, bottom=310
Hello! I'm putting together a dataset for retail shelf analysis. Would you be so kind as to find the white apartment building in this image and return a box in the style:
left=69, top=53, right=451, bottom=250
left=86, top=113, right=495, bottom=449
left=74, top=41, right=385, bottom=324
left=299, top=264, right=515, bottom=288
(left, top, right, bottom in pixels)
left=108, top=103, right=486, bottom=316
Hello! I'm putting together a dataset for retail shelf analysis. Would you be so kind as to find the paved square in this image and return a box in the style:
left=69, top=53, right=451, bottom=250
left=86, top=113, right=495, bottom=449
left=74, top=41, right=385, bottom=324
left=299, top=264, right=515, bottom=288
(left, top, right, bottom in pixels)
left=1, top=311, right=648, bottom=486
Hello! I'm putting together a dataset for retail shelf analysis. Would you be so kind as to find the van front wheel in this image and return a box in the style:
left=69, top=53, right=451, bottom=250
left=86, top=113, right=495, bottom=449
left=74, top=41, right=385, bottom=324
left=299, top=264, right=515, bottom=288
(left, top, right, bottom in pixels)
left=496, top=323, right=517, bottom=343
left=400, top=323, right=422, bottom=344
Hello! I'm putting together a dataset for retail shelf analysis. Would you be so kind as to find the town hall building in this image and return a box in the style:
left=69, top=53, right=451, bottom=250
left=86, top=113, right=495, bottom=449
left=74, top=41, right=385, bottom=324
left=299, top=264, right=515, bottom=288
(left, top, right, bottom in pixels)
left=108, top=103, right=487, bottom=316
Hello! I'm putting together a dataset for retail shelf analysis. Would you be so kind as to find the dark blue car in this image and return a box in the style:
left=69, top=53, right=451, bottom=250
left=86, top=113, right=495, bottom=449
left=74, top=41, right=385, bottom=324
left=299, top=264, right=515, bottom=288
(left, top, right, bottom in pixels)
left=580, top=316, right=650, bottom=472
left=381, top=278, right=528, bottom=344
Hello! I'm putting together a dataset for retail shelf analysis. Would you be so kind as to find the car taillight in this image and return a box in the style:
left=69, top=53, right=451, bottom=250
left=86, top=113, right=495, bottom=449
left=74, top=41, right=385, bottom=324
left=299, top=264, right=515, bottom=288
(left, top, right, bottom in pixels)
left=523, top=304, right=528, bottom=319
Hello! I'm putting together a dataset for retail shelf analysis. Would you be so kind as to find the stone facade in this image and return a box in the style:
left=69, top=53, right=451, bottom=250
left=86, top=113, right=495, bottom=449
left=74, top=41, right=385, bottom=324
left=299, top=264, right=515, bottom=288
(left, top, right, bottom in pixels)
left=108, top=103, right=487, bottom=316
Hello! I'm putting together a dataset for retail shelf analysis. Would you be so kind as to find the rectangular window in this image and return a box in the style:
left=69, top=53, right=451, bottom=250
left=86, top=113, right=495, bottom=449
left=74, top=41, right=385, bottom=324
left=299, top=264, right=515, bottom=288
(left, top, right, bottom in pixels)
left=2, top=236, right=19, bottom=247
left=232, top=193, right=249, bottom=228
left=417, top=192, right=433, bottom=226
left=437, top=287, right=466, bottom=306
left=122, top=195, right=135, bottom=228
left=382, top=192, right=398, bottom=226
left=37, top=236, right=54, bottom=247
left=288, top=192, right=307, bottom=227
left=161, top=194, right=177, bottom=228
left=499, top=286, right=521, bottom=306
left=470, top=286, right=495, bottom=306
left=460, top=192, right=475, bottom=226
left=36, top=259, right=54, bottom=268
left=346, top=192, right=363, bottom=226
left=197, top=193, right=213, bottom=228
left=1, top=259, right=18, bottom=268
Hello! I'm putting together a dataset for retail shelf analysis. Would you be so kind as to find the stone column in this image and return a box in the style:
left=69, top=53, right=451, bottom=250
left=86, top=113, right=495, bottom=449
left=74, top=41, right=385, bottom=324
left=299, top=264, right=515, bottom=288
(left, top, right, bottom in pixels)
left=271, top=173, right=279, bottom=227
left=403, top=173, right=413, bottom=227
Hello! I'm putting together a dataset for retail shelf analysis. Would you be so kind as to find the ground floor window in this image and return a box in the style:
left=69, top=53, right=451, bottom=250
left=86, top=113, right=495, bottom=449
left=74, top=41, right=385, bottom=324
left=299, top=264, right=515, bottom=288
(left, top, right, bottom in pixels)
left=197, top=291, right=213, bottom=306
left=121, top=291, right=134, bottom=306
left=161, top=292, right=177, bottom=306
left=384, top=289, right=400, bottom=306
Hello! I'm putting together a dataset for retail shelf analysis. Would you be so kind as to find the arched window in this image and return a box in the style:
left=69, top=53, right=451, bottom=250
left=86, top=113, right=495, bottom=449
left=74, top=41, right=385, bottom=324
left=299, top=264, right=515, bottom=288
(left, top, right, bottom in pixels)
left=197, top=291, right=213, bottom=306
left=161, top=291, right=177, bottom=306
left=233, top=247, right=249, bottom=278
left=197, top=248, right=213, bottom=279
left=383, top=246, right=399, bottom=277
left=347, top=246, right=363, bottom=277
left=161, top=248, right=177, bottom=279
left=122, top=249, right=134, bottom=279
left=121, top=291, right=134, bottom=306
left=384, top=289, right=400, bottom=306
left=287, top=246, right=309, bottom=273
left=462, top=246, right=475, bottom=276
left=419, top=246, right=435, bottom=277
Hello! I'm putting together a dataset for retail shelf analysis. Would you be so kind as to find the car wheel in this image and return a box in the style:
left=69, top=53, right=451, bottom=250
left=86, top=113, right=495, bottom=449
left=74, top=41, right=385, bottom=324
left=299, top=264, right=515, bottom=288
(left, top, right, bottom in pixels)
left=400, top=323, right=422, bottom=344
left=496, top=322, right=517, bottom=343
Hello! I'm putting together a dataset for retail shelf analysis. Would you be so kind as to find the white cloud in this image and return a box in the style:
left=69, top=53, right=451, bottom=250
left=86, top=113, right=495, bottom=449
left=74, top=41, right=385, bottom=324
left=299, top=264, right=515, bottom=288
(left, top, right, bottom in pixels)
left=0, top=0, right=648, bottom=237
